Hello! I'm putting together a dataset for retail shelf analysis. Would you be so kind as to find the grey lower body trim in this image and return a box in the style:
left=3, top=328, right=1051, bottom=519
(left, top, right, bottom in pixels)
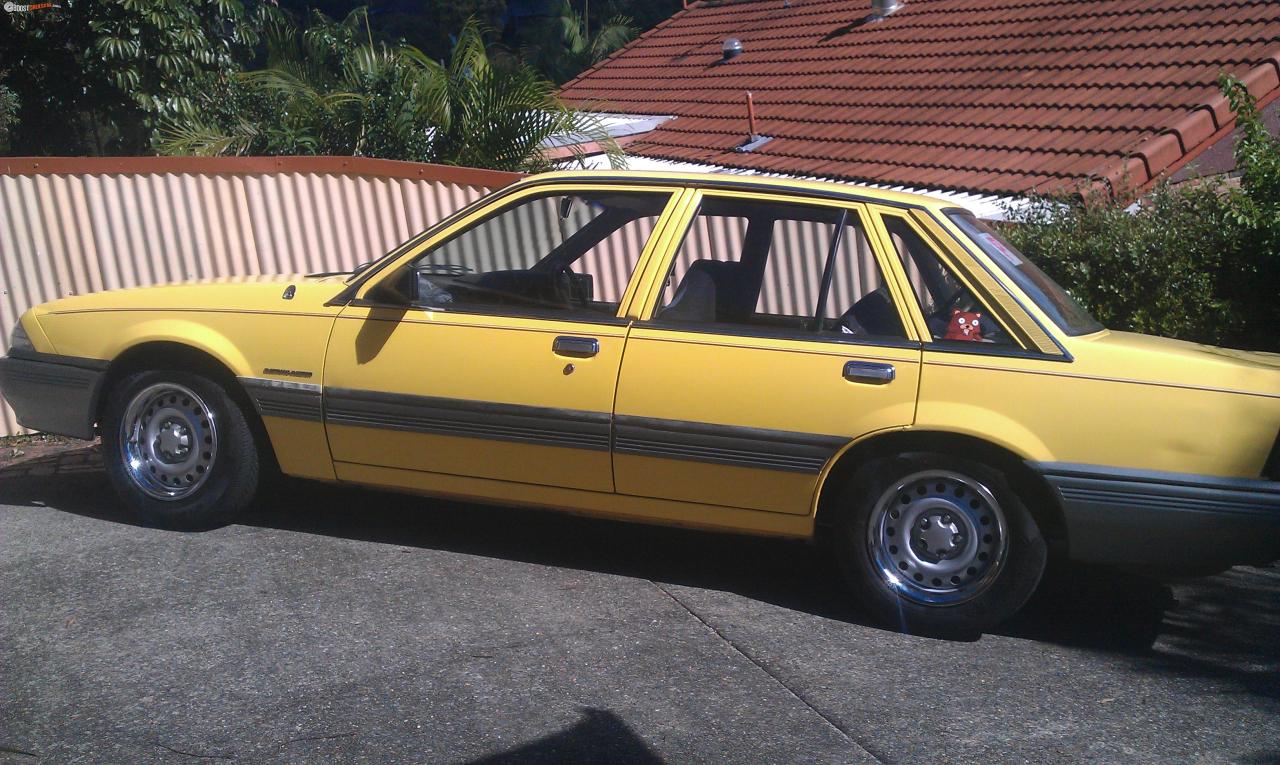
left=614, top=415, right=848, bottom=474
left=324, top=387, right=612, bottom=451
left=239, top=377, right=323, bottom=422
left=1031, top=461, right=1280, bottom=572
left=0, top=355, right=105, bottom=439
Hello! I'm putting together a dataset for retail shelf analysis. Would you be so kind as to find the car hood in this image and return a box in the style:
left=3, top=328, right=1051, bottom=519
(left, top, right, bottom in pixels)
left=33, top=274, right=350, bottom=317
left=1074, top=330, right=1280, bottom=398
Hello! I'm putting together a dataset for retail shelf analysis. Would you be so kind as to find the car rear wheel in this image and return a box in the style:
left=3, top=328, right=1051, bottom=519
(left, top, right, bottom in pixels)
left=832, top=454, right=1047, bottom=636
left=102, top=370, right=260, bottom=530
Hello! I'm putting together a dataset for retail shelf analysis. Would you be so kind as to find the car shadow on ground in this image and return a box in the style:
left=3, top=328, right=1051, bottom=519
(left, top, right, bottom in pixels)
left=460, top=708, right=665, bottom=765
left=2, top=458, right=1277, bottom=705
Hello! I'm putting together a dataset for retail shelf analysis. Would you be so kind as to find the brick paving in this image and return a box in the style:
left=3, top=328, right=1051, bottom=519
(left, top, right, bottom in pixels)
left=0, top=442, right=102, bottom=481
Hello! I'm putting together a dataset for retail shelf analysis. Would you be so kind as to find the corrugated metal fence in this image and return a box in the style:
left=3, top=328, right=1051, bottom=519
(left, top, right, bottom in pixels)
left=0, top=157, right=519, bottom=437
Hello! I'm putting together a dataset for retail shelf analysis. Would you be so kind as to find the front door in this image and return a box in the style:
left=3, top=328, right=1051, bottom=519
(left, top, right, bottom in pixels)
left=324, top=185, right=682, bottom=493
left=612, top=191, right=924, bottom=516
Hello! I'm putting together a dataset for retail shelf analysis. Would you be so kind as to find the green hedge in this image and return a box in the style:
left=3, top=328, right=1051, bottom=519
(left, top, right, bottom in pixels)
left=1003, top=76, right=1280, bottom=353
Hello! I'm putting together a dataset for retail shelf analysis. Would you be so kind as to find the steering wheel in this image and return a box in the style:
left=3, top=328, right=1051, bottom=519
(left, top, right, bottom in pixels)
left=555, top=264, right=590, bottom=308
left=933, top=286, right=969, bottom=320
left=416, top=263, right=474, bottom=275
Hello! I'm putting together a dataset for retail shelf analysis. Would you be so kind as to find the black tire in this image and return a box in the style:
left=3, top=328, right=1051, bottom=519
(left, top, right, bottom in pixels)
left=831, top=453, right=1047, bottom=636
left=101, top=369, right=261, bottom=530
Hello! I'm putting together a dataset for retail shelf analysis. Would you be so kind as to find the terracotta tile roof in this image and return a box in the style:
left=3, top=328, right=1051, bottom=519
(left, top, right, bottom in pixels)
left=560, top=0, right=1280, bottom=197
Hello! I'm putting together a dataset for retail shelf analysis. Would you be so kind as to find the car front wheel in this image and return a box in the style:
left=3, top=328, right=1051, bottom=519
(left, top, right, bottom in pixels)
left=833, top=454, right=1047, bottom=636
left=102, top=370, right=261, bottom=530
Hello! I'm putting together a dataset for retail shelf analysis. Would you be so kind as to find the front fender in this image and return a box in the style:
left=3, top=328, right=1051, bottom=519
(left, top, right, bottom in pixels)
left=40, top=314, right=255, bottom=379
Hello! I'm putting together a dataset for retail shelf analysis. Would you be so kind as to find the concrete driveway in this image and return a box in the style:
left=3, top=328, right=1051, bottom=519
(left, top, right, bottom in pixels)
left=1, top=450, right=1277, bottom=764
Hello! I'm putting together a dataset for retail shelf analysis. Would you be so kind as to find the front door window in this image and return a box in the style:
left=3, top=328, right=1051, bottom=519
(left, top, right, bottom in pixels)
left=408, top=190, right=671, bottom=320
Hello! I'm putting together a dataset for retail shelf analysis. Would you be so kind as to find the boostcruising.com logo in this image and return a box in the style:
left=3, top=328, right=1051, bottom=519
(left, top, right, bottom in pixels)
left=5, top=2, right=60, bottom=11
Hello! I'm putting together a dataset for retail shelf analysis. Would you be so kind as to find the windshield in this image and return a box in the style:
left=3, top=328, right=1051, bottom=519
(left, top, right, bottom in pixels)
left=945, top=209, right=1103, bottom=337
left=341, top=188, right=506, bottom=285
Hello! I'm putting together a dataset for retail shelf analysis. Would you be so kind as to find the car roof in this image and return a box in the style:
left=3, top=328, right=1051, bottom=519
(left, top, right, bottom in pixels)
left=519, top=170, right=957, bottom=213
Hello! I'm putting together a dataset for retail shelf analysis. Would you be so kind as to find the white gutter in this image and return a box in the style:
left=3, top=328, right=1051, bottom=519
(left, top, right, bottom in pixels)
left=569, top=152, right=1027, bottom=220
left=540, top=113, right=675, bottom=149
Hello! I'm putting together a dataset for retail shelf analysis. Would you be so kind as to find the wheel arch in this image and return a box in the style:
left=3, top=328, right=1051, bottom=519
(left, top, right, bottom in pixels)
left=94, top=341, right=275, bottom=469
left=813, top=430, right=1068, bottom=551
left=91, top=317, right=253, bottom=419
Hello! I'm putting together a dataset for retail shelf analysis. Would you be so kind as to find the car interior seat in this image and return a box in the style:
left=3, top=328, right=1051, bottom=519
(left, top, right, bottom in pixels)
left=658, top=260, right=756, bottom=324
left=840, top=286, right=903, bottom=337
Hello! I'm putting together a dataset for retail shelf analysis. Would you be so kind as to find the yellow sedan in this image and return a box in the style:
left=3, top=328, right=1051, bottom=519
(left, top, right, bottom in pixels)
left=3, top=171, right=1278, bottom=633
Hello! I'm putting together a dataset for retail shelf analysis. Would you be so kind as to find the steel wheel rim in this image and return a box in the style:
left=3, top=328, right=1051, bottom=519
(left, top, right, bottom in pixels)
left=866, top=469, right=1010, bottom=606
left=119, top=383, right=218, bottom=501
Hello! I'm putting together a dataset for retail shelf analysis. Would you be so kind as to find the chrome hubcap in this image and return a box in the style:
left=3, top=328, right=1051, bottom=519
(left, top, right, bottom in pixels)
left=157, top=421, right=191, bottom=460
left=916, top=513, right=966, bottom=560
left=867, top=470, right=1009, bottom=606
left=120, top=383, right=218, bottom=500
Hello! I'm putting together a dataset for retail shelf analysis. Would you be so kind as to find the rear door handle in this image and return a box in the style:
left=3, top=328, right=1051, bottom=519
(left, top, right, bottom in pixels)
left=553, top=336, right=600, bottom=358
left=843, top=360, right=895, bottom=385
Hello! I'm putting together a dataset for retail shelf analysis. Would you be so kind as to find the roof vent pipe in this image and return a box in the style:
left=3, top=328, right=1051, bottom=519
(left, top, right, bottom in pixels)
left=735, top=91, right=773, bottom=153
left=871, top=0, right=903, bottom=17
left=722, top=38, right=743, bottom=61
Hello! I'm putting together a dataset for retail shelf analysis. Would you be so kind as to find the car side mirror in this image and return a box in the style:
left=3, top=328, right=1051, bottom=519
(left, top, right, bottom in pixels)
left=365, top=264, right=417, bottom=306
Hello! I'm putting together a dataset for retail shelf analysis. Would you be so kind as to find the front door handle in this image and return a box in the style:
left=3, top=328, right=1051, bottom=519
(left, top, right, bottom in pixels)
left=553, top=336, right=600, bottom=358
left=843, top=360, right=895, bottom=385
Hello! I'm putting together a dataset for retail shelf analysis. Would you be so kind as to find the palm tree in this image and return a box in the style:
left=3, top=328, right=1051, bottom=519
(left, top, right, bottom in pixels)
left=159, top=12, right=622, bottom=173
left=523, top=0, right=637, bottom=84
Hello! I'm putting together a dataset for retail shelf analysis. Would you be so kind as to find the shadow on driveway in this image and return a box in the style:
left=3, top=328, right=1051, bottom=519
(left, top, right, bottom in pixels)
left=461, top=708, right=665, bottom=765
left=2, top=455, right=1277, bottom=707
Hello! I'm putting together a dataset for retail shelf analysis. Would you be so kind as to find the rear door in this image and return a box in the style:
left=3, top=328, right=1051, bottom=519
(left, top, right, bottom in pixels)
left=611, top=190, right=924, bottom=517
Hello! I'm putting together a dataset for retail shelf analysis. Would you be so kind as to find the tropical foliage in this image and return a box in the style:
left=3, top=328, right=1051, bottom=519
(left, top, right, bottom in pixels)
left=1004, top=76, right=1280, bottom=352
left=0, top=0, right=667, bottom=158
left=156, top=12, right=621, bottom=172
left=275, top=0, right=669, bottom=78
left=89, top=0, right=262, bottom=131
left=0, top=0, right=266, bottom=154
left=518, top=0, right=637, bottom=84
left=0, top=82, right=17, bottom=154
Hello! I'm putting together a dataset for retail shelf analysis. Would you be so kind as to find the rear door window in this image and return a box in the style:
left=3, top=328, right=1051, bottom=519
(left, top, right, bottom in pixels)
left=651, top=196, right=909, bottom=342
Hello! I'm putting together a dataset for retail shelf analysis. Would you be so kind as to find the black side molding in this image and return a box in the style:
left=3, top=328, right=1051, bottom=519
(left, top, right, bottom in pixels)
left=324, top=387, right=612, bottom=451
left=239, top=377, right=324, bottom=422
left=316, top=386, right=849, bottom=474
left=615, top=415, right=848, bottom=474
